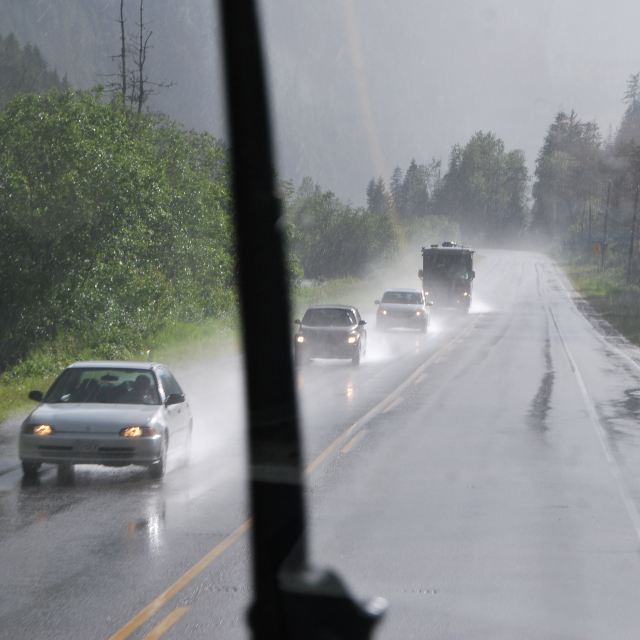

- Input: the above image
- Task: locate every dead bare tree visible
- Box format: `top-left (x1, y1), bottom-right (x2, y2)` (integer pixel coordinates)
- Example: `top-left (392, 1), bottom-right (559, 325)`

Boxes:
top-left (125, 0), bottom-right (174, 113)
top-left (133, 0), bottom-right (151, 112)
top-left (103, 0), bottom-right (172, 112)
top-left (118, 0), bottom-right (126, 105)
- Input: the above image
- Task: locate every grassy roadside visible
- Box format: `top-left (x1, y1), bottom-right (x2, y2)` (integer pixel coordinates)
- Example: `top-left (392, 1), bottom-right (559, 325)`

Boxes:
top-left (0, 278), bottom-right (371, 424)
top-left (563, 261), bottom-right (640, 345)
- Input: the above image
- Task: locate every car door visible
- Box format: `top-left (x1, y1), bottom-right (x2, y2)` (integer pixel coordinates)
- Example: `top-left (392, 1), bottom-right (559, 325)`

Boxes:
top-left (156, 367), bottom-right (190, 446)
top-left (355, 308), bottom-right (366, 353)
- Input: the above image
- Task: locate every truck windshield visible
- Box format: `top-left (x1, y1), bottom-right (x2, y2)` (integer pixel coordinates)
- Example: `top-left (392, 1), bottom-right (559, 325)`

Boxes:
top-left (424, 252), bottom-right (470, 277)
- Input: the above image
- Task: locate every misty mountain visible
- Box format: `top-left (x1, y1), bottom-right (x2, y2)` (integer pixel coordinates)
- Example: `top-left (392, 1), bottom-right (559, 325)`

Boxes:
top-left (4, 0), bottom-right (640, 203)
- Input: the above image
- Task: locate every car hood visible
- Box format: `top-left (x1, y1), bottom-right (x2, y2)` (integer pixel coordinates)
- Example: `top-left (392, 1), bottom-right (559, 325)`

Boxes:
top-left (25, 403), bottom-right (163, 434)
top-left (299, 325), bottom-right (358, 333)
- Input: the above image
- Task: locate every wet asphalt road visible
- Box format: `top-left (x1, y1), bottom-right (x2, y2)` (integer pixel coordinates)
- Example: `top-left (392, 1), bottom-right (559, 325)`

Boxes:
top-left (4, 250), bottom-right (640, 639)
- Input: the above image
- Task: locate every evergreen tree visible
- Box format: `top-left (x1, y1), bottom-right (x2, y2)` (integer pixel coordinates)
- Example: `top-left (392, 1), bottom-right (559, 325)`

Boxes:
top-left (402, 159), bottom-right (429, 218)
top-left (532, 111), bottom-right (602, 235)
top-left (390, 166), bottom-right (404, 216)
top-left (366, 177), bottom-right (390, 216)
top-left (434, 132), bottom-right (528, 239)
top-left (618, 72), bottom-right (640, 146)
top-left (0, 33), bottom-right (67, 108)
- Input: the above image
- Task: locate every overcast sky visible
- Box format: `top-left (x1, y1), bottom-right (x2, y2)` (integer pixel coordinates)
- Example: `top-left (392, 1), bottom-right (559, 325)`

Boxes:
top-left (6, 0), bottom-right (640, 203)
top-left (261, 0), bottom-right (640, 201)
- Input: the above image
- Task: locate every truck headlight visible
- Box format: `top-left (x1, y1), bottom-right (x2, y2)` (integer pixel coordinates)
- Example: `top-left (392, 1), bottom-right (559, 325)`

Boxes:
top-left (295, 335), bottom-right (305, 343)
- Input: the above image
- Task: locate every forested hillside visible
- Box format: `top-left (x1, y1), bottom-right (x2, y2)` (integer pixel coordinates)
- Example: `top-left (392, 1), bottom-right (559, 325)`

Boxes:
top-left (532, 73), bottom-right (640, 274)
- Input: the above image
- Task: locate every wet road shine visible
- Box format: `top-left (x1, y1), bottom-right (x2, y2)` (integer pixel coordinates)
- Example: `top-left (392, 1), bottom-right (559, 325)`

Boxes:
top-left (3, 250), bottom-right (640, 639)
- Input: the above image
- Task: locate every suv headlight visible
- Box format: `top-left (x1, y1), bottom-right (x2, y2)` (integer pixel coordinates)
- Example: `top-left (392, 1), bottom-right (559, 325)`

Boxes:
top-left (347, 334), bottom-right (359, 344)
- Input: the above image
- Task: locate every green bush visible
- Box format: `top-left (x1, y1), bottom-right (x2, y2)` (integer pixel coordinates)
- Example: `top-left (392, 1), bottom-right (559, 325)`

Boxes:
top-left (0, 90), bottom-right (234, 370)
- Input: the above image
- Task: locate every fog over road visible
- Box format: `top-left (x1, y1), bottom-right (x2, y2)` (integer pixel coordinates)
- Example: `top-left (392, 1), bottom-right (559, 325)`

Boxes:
top-left (3, 250), bottom-right (640, 639)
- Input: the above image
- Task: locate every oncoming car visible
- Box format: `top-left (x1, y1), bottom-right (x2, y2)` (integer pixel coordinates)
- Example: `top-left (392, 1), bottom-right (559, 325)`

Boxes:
top-left (294, 305), bottom-right (367, 366)
top-left (19, 361), bottom-right (192, 479)
top-left (375, 288), bottom-right (431, 333)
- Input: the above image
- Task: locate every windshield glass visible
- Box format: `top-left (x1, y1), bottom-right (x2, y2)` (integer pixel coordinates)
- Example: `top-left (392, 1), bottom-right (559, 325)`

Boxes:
top-left (302, 308), bottom-right (356, 327)
top-left (381, 291), bottom-right (422, 304)
top-left (44, 368), bottom-right (160, 405)
top-left (6, 2), bottom-right (640, 639)
top-left (424, 252), bottom-right (468, 271)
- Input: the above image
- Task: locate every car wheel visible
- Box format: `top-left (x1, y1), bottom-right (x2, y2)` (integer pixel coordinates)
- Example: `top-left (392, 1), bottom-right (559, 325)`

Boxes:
top-left (351, 345), bottom-right (361, 367)
top-left (149, 433), bottom-right (168, 479)
top-left (294, 347), bottom-right (309, 367)
top-left (21, 460), bottom-right (41, 477)
top-left (57, 463), bottom-right (75, 484)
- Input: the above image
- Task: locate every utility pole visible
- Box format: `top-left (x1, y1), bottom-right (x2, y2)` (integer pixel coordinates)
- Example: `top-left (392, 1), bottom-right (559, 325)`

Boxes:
top-left (627, 183), bottom-right (640, 282)
top-left (601, 181), bottom-right (612, 271)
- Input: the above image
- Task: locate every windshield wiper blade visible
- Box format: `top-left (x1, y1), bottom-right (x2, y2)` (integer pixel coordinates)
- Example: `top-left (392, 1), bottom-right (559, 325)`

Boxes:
top-left (218, 1), bottom-right (386, 638)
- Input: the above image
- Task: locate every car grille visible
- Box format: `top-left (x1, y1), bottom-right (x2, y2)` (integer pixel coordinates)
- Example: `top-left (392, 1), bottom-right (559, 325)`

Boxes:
top-left (36, 444), bottom-right (135, 459)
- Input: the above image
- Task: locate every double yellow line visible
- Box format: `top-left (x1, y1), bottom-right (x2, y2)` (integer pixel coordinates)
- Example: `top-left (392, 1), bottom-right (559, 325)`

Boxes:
top-left (109, 319), bottom-right (476, 639)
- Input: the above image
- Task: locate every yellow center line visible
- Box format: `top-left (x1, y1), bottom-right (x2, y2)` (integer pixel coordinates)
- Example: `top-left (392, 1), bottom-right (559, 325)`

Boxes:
top-left (142, 607), bottom-right (189, 640)
top-left (382, 396), bottom-right (403, 414)
top-left (340, 429), bottom-right (367, 454)
top-left (108, 520), bottom-right (251, 640)
top-left (108, 318), bottom-right (478, 640)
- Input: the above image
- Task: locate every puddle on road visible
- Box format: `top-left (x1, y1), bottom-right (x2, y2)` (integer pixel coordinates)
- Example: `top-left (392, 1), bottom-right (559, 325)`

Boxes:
top-left (527, 333), bottom-right (554, 434)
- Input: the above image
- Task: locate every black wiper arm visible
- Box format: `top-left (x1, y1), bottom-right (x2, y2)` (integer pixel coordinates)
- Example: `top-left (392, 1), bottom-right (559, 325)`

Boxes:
top-left (218, 1), bottom-right (386, 638)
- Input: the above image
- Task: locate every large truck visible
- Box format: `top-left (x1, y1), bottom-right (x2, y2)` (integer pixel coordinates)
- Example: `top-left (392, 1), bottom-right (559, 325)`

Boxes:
top-left (418, 242), bottom-right (475, 312)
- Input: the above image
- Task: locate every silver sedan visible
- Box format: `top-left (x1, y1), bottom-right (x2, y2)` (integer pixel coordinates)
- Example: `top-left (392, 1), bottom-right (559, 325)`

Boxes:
top-left (19, 361), bottom-right (192, 479)
top-left (375, 288), bottom-right (432, 333)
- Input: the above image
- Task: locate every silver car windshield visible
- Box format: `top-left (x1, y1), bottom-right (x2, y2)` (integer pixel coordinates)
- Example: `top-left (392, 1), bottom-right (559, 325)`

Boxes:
top-left (44, 368), bottom-right (160, 405)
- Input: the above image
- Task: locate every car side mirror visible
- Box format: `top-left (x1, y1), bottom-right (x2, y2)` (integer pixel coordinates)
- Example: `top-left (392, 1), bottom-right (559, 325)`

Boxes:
top-left (418, 269), bottom-right (423, 279)
top-left (426, 301), bottom-right (434, 306)
top-left (358, 320), bottom-right (367, 326)
top-left (28, 390), bottom-right (43, 402)
top-left (165, 393), bottom-right (184, 406)
top-left (294, 319), bottom-right (301, 325)
top-left (470, 270), bottom-right (475, 279)
top-left (374, 300), bottom-right (380, 305)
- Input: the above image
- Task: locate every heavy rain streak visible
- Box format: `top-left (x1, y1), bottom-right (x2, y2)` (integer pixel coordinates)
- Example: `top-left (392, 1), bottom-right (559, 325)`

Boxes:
top-left (4, 1), bottom-right (640, 639)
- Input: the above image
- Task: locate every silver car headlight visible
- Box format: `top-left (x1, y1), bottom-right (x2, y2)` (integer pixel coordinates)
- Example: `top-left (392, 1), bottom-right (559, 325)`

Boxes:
top-left (120, 426), bottom-right (158, 438)
top-left (23, 423), bottom-right (54, 436)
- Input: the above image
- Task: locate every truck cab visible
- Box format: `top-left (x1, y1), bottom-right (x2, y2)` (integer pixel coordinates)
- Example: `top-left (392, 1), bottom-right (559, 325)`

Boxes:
top-left (418, 242), bottom-right (475, 312)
